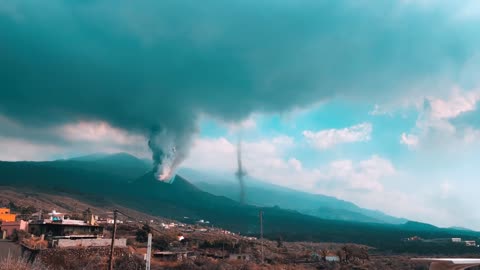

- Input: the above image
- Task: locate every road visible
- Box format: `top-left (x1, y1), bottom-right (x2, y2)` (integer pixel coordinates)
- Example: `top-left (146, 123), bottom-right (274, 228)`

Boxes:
top-left (0, 240), bottom-right (21, 261)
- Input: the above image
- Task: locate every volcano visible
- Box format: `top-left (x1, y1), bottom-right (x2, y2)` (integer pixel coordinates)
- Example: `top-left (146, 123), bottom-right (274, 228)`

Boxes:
top-left (1, 156), bottom-right (480, 251)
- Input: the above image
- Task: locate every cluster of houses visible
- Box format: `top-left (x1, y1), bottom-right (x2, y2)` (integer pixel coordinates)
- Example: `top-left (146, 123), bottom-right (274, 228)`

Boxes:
top-left (0, 207), bottom-right (126, 249)
top-left (403, 236), bottom-right (478, 247)
top-left (0, 207), bottom-right (365, 267)
top-left (451, 237), bottom-right (477, 247)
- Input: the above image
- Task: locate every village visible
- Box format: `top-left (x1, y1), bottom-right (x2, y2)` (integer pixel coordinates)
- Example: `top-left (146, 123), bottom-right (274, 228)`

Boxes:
top-left (0, 204), bottom-right (407, 270)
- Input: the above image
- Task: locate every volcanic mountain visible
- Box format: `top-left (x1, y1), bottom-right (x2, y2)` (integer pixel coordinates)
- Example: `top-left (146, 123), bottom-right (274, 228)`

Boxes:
top-left (1, 154), bottom-right (479, 253)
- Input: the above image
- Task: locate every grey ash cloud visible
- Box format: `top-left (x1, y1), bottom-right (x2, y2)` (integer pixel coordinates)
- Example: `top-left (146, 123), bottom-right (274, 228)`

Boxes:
top-left (0, 0), bottom-right (478, 176)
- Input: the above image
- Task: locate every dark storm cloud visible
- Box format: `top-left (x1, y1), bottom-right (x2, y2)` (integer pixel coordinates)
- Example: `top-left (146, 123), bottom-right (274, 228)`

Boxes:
top-left (0, 0), bottom-right (479, 175)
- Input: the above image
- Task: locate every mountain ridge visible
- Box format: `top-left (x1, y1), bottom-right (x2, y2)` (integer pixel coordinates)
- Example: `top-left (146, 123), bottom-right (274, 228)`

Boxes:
top-left (178, 168), bottom-right (408, 225)
top-left (1, 153), bottom-right (477, 253)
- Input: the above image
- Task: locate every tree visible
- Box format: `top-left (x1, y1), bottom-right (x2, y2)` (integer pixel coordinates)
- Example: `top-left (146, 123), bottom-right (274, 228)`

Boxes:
top-left (152, 237), bottom-right (170, 251)
top-left (135, 224), bottom-right (151, 243)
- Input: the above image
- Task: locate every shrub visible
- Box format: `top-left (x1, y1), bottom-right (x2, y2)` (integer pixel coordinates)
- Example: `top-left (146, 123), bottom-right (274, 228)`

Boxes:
top-left (9, 229), bottom-right (30, 242)
top-left (0, 252), bottom-right (47, 270)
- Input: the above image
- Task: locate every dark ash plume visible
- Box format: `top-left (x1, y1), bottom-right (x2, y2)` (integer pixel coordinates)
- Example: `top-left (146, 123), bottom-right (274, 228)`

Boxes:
top-left (0, 0), bottom-right (474, 177)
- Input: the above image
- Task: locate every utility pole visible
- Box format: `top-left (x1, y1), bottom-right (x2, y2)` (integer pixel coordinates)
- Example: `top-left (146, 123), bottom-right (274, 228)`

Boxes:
top-left (108, 209), bottom-right (118, 270)
top-left (259, 210), bottom-right (264, 264)
top-left (146, 233), bottom-right (152, 270)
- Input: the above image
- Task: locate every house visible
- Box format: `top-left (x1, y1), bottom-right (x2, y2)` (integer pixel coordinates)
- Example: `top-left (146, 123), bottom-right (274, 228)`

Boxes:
top-left (161, 222), bottom-right (177, 229)
top-left (1, 220), bottom-right (28, 238)
top-left (29, 222), bottom-right (104, 239)
top-left (325, 252), bottom-right (340, 262)
top-left (28, 209), bottom-right (103, 240)
top-left (0, 208), bottom-right (17, 222)
top-left (465, 240), bottom-right (476, 247)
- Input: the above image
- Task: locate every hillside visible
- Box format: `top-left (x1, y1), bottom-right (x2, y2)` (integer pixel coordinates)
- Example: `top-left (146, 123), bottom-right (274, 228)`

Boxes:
top-left (178, 168), bottom-right (407, 224)
top-left (54, 152), bottom-right (151, 180)
top-left (0, 187), bottom-right (166, 224)
top-left (0, 156), bottom-right (479, 253)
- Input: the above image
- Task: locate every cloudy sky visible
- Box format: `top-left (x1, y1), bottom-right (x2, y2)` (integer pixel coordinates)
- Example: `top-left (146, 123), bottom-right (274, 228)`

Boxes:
top-left (1, 0), bottom-right (480, 228)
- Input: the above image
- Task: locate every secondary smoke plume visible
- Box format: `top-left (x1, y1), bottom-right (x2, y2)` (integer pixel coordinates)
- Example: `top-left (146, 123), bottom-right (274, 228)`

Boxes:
top-left (235, 139), bottom-right (247, 204)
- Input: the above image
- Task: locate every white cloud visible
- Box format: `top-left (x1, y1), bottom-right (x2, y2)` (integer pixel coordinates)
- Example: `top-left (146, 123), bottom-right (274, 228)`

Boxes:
top-left (428, 88), bottom-right (480, 119)
top-left (0, 136), bottom-right (62, 161)
top-left (59, 121), bottom-right (145, 145)
top-left (182, 137), bottom-right (237, 171)
top-left (303, 123), bottom-right (372, 149)
top-left (440, 180), bottom-right (453, 199)
top-left (183, 135), bottom-right (395, 199)
top-left (288, 158), bottom-right (303, 172)
top-left (463, 127), bottom-right (480, 144)
top-left (400, 133), bottom-right (419, 148)
top-left (272, 135), bottom-right (295, 147)
top-left (0, 117), bottom-right (150, 161)
top-left (400, 88), bottom-right (480, 149)
top-left (320, 155), bottom-right (395, 192)
top-left (183, 136), bottom-right (408, 222)
top-left (182, 135), bottom-right (296, 173)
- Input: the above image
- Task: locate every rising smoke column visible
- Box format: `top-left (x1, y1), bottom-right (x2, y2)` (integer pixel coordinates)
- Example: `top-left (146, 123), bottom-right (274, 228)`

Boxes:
top-left (148, 126), bottom-right (193, 182)
top-left (235, 139), bottom-right (247, 204)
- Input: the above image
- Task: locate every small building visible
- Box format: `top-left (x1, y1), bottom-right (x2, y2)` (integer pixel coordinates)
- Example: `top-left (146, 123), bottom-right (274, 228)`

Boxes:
top-left (28, 222), bottom-right (103, 239)
top-left (229, 253), bottom-right (250, 261)
top-left (153, 251), bottom-right (190, 261)
top-left (28, 209), bottom-right (103, 240)
top-left (452, 238), bottom-right (462, 243)
top-left (465, 240), bottom-right (476, 247)
top-left (0, 208), bottom-right (17, 222)
top-left (1, 220), bottom-right (28, 238)
top-left (48, 209), bottom-right (64, 222)
top-left (404, 236), bottom-right (422, 242)
top-left (97, 218), bottom-right (123, 224)
top-left (325, 252), bottom-right (340, 262)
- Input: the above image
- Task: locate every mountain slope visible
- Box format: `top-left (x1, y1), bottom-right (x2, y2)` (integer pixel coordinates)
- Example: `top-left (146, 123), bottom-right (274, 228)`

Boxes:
top-left (0, 158), bottom-right (478, 254)
top-left (47, 154), bottom-right (407, 225)
top-left (52, 152), bottom-right (151, 180)
top-left (178, 168), bottom-right (407, 224)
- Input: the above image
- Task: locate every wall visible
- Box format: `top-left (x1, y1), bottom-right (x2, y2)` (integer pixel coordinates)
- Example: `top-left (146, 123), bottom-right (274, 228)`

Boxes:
top-left (56, 238), bottom-right (127, 248)
top-left (1, 220), bottom-right (28, 237)
top-left (38, 246), bottom-right (139, 269)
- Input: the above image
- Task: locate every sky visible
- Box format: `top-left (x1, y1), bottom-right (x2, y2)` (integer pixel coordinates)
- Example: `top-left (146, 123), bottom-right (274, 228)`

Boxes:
top-left (1, 0), bottom-right (480, 228)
